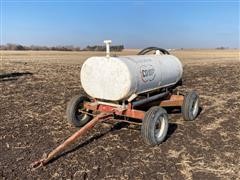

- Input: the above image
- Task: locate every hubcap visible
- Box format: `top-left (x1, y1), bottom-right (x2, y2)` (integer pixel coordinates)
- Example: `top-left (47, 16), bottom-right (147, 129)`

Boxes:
top-left (76, 104), bottom-right (88, 120)
top-left (192, 99), bottom-right (199, 117)
top-left (154, 116), bottom-right (166, 140)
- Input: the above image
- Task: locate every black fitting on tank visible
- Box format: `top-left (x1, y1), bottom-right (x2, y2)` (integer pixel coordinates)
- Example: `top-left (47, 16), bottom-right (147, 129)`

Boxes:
top-left (138, 47), bottom-right (170, 55)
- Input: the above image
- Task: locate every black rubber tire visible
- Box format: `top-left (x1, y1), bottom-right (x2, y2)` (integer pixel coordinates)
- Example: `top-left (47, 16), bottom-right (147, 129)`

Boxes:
top-left (141, 106), bottom-right (169, 146)
top-left (66, 95), bottom-right (92, 127)
top-left (181, 91), bottom-right (199, 121)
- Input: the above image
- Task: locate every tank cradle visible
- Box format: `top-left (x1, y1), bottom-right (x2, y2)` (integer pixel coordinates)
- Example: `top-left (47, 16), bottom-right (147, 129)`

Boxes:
top-left (83, 92), bottom-right (184, 120)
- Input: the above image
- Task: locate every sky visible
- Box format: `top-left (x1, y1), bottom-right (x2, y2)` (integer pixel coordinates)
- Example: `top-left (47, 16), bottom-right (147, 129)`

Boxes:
top-left (1, 0), bottom-right (239, 48)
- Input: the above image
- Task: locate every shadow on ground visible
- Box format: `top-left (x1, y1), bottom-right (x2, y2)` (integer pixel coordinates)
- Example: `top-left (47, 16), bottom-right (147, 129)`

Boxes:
top-left (0, 72), bottom-right (33, 81)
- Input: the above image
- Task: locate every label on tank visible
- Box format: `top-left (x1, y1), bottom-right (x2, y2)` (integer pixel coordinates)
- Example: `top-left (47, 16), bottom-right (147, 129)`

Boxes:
top-left (140, 64), bottom-right (156, 82)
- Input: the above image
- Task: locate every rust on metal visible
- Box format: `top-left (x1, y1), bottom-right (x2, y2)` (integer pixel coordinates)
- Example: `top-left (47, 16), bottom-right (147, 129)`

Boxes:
top-left (30, 113), bottom-right (111, 169)
top-left (121, 109), bottom-right (145, 119)
top-left (159, 94), bottom-right (184, 107)
top-left (104, 118), bottom-right (142, 125)
top-left (84, 102), bottom-right (145, 120)
top-left (84, 95), bottom-right (183, 120)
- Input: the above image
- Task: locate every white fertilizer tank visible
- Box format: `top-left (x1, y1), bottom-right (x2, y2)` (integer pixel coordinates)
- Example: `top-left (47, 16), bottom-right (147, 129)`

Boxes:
top-left (80, 41), bottom-right (183, 101)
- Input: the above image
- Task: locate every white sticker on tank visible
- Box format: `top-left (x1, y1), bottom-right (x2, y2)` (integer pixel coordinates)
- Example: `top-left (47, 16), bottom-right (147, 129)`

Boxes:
top-left (140, 64), bottom-right (156, 82)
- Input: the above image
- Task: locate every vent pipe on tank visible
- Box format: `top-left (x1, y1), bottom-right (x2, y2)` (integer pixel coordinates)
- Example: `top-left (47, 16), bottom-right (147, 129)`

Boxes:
top-left (104, 40), bottom-right (112, 57)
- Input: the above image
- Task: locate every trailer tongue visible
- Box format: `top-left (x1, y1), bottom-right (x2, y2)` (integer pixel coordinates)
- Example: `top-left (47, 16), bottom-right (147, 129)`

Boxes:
top-left (31, 113), bottom-right (111, 169)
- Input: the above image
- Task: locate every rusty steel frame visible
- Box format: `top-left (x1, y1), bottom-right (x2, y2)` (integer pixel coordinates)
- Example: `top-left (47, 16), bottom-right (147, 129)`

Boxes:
top-left (31, 94), bottom-right (184, 168)
top-left (159, 94), bottom-right (184, 107)
top-left (84, 102), bottom-right (145, 120)
top-left (84, 94), bottom-right (184, 120)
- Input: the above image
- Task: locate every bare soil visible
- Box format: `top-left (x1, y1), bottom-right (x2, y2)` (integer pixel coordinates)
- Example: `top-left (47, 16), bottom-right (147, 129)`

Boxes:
top-left (0, 50), bottom-right (240, 179)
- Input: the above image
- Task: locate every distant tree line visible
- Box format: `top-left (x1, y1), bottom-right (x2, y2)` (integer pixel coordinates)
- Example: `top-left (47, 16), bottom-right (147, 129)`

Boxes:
top-left (216, 46), bottom-right (229, 50)
top-left (0, 44), bottom-right (81, 51)
top-left (83, 45), bottom-right (124, 51)
top-left (0, 43), bottom-right (124, 51)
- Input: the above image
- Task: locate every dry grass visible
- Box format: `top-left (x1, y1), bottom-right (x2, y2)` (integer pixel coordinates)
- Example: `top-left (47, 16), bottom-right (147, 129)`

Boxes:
top-left (1, 49), bottom-right (239, 65)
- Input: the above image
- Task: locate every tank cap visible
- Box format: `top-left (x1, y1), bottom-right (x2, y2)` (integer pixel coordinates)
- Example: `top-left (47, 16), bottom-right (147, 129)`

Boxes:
top-left (155, 50), bottom-right (161, 55)
top-left (104, 40), bottom-right (112, 57)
